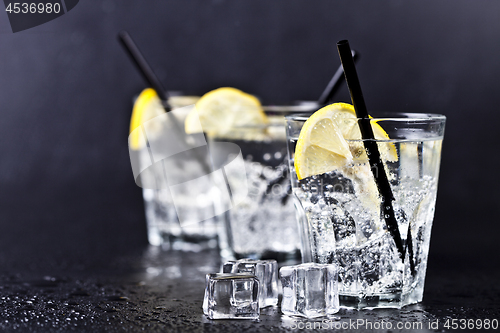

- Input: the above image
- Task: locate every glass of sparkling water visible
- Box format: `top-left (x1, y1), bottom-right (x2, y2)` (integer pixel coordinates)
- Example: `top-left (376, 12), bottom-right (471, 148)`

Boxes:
top-left (285, 112), bottom-right (445, 309)
top-left (130, 95), bottom-right (220, 252)
top-left (212, 104), bottom-right (317, 263)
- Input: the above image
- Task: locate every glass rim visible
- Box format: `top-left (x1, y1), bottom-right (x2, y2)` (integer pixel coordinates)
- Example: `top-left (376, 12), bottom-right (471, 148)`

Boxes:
top-left (285, 112), bottom-right (446, 122)
top-left (263, 103), bottom-right (319, 113)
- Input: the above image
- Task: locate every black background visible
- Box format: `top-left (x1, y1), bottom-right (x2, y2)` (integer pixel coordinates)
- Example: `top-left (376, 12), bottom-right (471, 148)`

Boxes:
top-left (0, 1), bottom-right (498, 277)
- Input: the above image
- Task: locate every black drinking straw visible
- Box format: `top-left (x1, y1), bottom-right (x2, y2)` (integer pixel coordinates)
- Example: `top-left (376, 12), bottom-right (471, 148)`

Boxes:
top-left (317, 50), bottom-right (358, 105)
top-left (336, 40), bottom-right (414, 273)
top-left (118, 31), bottom-right (169, 105)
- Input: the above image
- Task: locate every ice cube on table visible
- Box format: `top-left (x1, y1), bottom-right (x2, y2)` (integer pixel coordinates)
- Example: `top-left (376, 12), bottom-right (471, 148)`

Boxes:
top-left (280, 263), bottom-right (339, 318)
top-left (223, 259), bottom-right (278, 307)
top-left (203, 273), bottom-right (260, 320)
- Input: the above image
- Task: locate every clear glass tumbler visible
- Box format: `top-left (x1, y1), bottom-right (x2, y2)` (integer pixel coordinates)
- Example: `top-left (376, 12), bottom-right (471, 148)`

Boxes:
top-left (286, 112), bottom-right (445, 309)
top-left (129, 95), bottom-right (220, 251)
top-left (212, 105), bottom-right (317, 263)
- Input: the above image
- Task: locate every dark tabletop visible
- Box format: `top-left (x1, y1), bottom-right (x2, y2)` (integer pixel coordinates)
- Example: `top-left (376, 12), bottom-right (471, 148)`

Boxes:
top-left (0, 242), bottom-right (498, 332)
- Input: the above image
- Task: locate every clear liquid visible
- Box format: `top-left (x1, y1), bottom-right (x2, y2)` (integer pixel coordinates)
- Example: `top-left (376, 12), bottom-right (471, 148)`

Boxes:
top-left (140, 150), bottom-right (219, 251)
top-left (290, 138), bottom-right (442, 308)
top-left (215, 137), bottom-right (300, 261)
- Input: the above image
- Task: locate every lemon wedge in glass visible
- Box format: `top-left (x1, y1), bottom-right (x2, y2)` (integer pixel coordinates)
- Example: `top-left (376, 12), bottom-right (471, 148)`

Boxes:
top-left (294, 103), bottom-right (397, 180)
top-left (129, 88), bottom-right (165, 150)
top-left (184, 87), bottom-right (268, 137)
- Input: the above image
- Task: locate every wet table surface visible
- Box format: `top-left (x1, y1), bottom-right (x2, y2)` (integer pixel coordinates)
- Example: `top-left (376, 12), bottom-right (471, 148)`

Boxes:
top-left (0, 245), bottom-right (498, 333)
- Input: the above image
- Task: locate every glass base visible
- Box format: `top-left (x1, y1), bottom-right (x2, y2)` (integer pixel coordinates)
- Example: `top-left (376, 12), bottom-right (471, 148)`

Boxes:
top-left (224, 249), bottom-right (301, 265)
top-left (148, 229), bottom-right (218, 252)
top-left (339, 289), bottom-right (423, 309)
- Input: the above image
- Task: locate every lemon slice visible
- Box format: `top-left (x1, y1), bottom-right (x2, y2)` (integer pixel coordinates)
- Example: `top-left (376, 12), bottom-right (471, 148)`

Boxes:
top-left (129, 88), bottom-right (165, 150)
top-left (294, 103), bottom-right (397, 180)
top-left (185, 87), bottom-right (268, 137)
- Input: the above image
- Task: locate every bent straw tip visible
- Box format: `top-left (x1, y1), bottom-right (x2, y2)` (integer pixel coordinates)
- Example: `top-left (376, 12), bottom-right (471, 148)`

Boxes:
top-left (118, 30), bottom-right (130, 40)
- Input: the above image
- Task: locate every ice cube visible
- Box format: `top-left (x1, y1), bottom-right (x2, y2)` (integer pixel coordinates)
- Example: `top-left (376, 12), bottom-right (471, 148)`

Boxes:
top-left (279, 263), bottom-right (339, 318)
top-left (223, 259), bottom-right (278, 307)
top-left (203, 273), bottom-right (260, 320)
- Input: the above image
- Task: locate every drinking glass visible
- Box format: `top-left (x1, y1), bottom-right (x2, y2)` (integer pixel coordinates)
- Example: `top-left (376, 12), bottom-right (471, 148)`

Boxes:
top-left (130, 95), bottom-right (221, 251)
top-left (286, 112), bottom-right (445, 308)
top-left (212, 104), bottom-right (317, 262)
